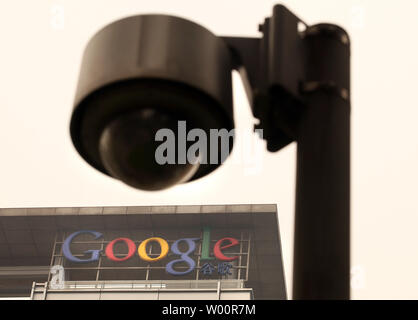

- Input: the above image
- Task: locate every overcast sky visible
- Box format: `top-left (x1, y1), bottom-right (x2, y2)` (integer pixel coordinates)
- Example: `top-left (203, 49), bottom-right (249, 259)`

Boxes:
top-left (0, 0), bottom-right (418, 299)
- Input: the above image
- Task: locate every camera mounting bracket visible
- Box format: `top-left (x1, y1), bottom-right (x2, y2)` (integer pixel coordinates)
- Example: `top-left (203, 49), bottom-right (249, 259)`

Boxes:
top-left (223, 4), bottom-right (350, 152)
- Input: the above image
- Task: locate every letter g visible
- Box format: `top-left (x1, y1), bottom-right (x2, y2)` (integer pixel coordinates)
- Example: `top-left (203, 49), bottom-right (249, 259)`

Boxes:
top-left (63, 230), bottom-right (103, 263)
top-left (166, 238), bottom-right (198, 275)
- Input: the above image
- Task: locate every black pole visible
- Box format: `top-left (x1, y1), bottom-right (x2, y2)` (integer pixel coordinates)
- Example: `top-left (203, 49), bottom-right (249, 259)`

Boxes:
top-left (293, 24), bottom-right (351, 299)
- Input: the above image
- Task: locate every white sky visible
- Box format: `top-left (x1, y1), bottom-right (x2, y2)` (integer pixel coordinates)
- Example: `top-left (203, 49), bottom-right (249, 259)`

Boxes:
top-left (0, 0), bottom-right (418, 299)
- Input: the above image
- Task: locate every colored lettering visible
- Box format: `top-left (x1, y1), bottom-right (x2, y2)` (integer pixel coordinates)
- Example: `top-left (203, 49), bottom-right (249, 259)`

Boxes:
top-left (138, 237), bottom-right (169, 262)
top-left (62, 230), bottom-right (103, 263)
top-left (105, 238), bottom-right (136, 262)
top-left (213, 237), bottom-right (239, 261)
top-left (166, 238), bottom-right (199, 275)
top-left (62, 230), bottom-right (240, 276)
top-left (201, 226), bottom-right (214, 260)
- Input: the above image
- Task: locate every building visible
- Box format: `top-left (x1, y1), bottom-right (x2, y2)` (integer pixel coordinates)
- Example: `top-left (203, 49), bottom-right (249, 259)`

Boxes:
top-left (0, 204), bottom-right (286, 300)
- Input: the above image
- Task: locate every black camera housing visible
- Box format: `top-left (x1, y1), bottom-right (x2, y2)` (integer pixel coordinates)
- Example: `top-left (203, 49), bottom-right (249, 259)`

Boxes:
top-left (70, 15), bottom-right (235, 189)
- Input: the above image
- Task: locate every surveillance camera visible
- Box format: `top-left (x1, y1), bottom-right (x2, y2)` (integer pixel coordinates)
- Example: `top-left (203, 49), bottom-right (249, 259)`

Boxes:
top-left (70, 6), bottom-right (350, 197)
top-left (70, 15), bottom-right (234, 190)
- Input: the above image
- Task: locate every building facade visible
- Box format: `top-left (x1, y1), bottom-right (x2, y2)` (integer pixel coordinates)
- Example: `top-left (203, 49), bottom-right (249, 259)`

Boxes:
top-left (0, 204), bottom-right (286, 300)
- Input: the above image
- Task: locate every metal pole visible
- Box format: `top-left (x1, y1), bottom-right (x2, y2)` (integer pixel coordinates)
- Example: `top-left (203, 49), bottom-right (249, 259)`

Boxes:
top-left (293, 24), bottom-right (351, 299)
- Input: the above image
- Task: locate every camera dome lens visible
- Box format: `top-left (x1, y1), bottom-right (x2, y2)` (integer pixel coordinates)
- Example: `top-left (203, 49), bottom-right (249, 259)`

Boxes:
top-left (98, 108), bottom-right (199, 191)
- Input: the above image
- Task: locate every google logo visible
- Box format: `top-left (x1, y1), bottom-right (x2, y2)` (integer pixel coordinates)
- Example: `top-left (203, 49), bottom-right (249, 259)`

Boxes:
top-left (62, 229), bottom-right (240, 276)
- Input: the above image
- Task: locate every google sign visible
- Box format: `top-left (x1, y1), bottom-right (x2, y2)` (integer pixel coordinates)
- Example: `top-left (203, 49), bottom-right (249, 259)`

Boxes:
top-left (63, 229), bottom-right (240, 276)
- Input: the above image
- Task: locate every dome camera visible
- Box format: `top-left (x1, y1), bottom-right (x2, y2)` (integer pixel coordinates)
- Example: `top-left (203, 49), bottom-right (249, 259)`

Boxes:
top-left (70, 15), bottom-right (235, 190)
